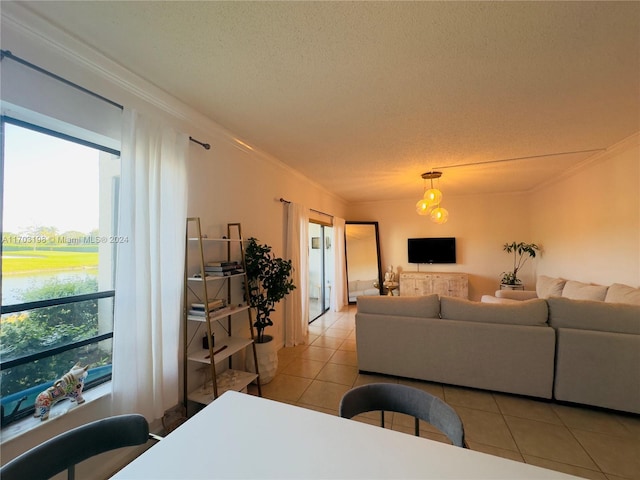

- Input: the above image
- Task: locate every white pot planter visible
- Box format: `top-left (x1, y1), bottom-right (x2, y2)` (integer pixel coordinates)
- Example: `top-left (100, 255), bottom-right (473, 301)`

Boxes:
top-left (246, 335), bottom-right (278, 384)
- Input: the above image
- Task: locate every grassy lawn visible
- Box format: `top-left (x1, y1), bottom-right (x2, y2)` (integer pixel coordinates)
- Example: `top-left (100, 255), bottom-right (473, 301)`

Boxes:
top-left (2, 250), bottom-right (98, 274)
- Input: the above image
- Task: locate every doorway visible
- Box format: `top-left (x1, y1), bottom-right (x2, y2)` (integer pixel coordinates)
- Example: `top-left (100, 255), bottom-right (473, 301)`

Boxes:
top-left (308, 222), bottom-right (334, 323)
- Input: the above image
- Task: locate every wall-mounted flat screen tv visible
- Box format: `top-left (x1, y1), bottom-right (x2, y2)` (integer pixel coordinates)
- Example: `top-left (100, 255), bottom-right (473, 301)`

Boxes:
top-left (408, 237), bottom-right (456, 264)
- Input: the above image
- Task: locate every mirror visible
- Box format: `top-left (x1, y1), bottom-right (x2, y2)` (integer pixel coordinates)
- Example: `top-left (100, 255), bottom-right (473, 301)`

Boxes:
top-left (345, 221), bottom-right (382, 304)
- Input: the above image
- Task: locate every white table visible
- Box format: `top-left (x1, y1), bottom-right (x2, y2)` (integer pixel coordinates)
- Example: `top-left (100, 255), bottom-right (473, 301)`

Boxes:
top-left (112, 391), bottom-right (579, 479)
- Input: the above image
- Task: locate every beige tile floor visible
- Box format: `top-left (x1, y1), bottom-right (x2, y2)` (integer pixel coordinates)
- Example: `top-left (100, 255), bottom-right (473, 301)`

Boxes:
top-left (249, 307), bottom-right (640, 480)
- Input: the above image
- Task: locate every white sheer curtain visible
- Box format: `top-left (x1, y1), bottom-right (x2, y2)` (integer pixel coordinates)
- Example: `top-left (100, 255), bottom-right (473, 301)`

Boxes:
top-left (284, 202), bottom-right (310, 347)
top-left (331, 217), bottom-right (347, 312)
top-left (112, 108), bottom-right (188, 421)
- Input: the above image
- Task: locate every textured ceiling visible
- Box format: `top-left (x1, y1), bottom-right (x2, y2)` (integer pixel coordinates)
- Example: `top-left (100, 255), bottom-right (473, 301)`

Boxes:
top-left (17, 1), bottom-right (640, 202)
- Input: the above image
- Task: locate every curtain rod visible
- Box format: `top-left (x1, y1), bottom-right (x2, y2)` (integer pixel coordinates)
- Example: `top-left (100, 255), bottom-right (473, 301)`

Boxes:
top-left (279, 198), bottom-right (333, 218)
top-left (189, 137), bottom-right (211, 150)
top-left (0, 49), bottom-right (211, 151)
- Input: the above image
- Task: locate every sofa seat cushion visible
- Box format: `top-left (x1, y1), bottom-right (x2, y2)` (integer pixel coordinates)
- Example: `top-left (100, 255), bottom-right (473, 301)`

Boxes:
top-left (548, 297), bottom-right (640, 335)
top-left (356, 294), bottom-right (440, 318)
top-left (536, 275), bottom-right (566, 299)
top-left (562, 280), bottom-right (608, 301)
top-left (605, 283), bottom-right (640, 306)
top-left (440, 296), bottom-right (548, 326)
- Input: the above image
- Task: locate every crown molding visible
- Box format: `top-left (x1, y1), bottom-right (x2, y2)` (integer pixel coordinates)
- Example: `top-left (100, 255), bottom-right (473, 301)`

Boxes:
top-left (529, 131), bottom-right (640, 194)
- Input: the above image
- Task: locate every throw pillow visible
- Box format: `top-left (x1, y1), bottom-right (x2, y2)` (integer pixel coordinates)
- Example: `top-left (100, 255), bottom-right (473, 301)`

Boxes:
top-left (535, 275), bottom-right (566, 298)
top-left (605, 283), bottom-right (640, 306)
top-left (440, 296), bottom-right (548, 326)
top-left (562, 280), bottom-right (608, 301)
top-left (356, 294), bottom-right (440, 318)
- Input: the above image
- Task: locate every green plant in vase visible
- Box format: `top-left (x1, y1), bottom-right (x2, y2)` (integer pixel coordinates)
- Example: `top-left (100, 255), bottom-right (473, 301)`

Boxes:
top-left (244, 238), bottom-right (296, 344)
top-left (500, 241), bottom-right (540, 286)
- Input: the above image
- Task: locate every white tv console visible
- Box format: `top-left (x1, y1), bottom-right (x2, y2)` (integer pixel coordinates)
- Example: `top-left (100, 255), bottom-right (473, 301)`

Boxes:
top-left (399, 272), bottom-right (468, 299)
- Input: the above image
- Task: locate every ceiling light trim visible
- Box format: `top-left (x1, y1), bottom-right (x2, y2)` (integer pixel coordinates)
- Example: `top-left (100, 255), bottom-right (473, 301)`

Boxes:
top-left (421, 171), bottom-right (442, 180)
top-left (430, 148), bottom-right (606, 171)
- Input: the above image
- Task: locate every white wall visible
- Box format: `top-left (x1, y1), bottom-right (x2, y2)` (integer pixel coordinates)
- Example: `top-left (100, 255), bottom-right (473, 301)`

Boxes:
top-left (347, 192), bottom-right (533, 300)
top-left (185, 123), bottom-right (347, 347)
top-left (348, 135), bottom-right (640, 299)
top-left (531, 134), bottom-right (639, 287)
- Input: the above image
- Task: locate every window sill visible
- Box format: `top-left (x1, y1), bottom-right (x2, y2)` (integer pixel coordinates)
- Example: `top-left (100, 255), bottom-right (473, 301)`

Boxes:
top-left (0, 382), bottom-right (112, 445)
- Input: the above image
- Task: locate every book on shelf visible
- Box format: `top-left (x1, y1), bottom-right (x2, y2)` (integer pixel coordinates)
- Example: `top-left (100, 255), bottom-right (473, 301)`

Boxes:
top-left (206, 261), bottom-right (238, 268)
top-left (189, 305), bottom-right (233, 317)
top-left (204, 267), bottom-right (235, 273)
top-left (191, 299), bottom-right (225, 311)
top-left (203, 270), bottom-right (233, 277)
top-left (204, 263), bottom-right (242, 272)
top-left (189, 306), bottom-right (227, 316)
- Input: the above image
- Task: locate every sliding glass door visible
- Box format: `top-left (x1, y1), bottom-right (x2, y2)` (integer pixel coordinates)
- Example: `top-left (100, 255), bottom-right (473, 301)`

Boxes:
top-left (308, 223), bottom-right (334, 323)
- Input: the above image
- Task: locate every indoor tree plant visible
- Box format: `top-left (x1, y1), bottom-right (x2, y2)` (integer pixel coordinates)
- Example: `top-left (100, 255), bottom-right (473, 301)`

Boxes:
top-left (500, 241), bottom-right (540, 286)
top-left (244, 237), bottom-right (295, 383)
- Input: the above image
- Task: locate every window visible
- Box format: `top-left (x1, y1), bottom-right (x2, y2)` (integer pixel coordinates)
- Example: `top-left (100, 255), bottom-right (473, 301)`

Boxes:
top-left (0, 119), bottom-right (120, 426)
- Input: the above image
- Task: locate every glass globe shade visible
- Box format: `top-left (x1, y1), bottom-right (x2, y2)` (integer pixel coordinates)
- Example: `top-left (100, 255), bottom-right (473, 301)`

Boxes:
top-left (423, 188), bottom-right (442, 205)
top-left (430, 207), bottom-right (449, 224)
top-left (415, 198), bottom-right (432, 215)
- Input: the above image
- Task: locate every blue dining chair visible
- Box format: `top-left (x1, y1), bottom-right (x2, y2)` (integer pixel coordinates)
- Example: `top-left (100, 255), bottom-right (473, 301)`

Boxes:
top-left (339, 383), bottom-right (466, 447)
top-left (0, 413), bottom-right (151, 480)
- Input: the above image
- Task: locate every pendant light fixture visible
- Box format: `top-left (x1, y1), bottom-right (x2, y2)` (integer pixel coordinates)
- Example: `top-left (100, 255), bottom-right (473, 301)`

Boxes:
top-left (416, 171), bottom-right (449, 223)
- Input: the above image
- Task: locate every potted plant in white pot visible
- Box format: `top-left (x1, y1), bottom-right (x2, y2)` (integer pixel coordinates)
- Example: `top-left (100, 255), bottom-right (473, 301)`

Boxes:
top-left (244, 237), bottom-right (295, 383)
top-left (500, 241), bottom-right (540, 288)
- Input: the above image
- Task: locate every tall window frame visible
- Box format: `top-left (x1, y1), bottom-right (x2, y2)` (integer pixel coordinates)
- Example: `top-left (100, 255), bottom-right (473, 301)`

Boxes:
top-left (0, 115), bottom-right (120, 427)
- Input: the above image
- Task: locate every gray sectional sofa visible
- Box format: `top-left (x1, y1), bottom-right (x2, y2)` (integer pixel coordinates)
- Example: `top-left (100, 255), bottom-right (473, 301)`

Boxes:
top-left (355, 281), bottom-right (640, 414)
top-left (548, 296), bottom-right (640, 414)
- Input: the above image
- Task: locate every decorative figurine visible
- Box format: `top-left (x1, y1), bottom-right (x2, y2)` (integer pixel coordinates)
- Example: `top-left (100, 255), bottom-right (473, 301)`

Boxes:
top-left (34, 363), bottom-right (88, 421)
top-left (384, 265), bottom-right (396, 285)
top-left (384, 266), bottom-right (399, 296)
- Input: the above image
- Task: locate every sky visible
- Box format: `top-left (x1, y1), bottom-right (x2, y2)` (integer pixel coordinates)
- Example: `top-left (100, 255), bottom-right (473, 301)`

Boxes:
top-left (2, 123), bottom-right (101, 234)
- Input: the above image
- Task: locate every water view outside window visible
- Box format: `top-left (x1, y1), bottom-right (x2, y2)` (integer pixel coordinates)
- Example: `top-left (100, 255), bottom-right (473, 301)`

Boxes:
top-left (0, 122), bottom-right (119, 425)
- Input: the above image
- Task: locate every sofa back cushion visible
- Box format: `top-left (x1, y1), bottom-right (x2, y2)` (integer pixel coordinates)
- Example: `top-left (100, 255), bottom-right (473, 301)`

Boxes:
top-left (548, 296), bottom-right (640, 335)
top-left (604, 283), bottom-right (640, 306)
top-left (356, 294), bottom-right (440, 318)
top-left (561, 280), bottom-right (608, 301)
top-left (494, 290), bottom-right (539, 301)
top-left (536, 275), bottom-right (566, 299)
top-left (440, 296), bottom-right (548, 326)
top-left (481, 295), bottom-right (522, 304)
